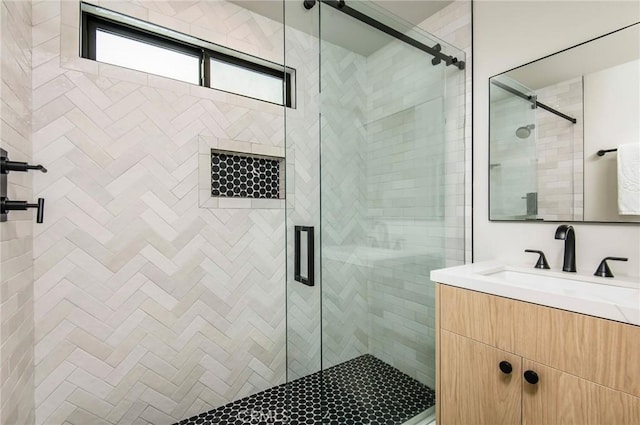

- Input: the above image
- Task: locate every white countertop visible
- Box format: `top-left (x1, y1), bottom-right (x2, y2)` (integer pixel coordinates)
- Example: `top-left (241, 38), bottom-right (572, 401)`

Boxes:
top-left (431, 261), bottom-right (640, 326)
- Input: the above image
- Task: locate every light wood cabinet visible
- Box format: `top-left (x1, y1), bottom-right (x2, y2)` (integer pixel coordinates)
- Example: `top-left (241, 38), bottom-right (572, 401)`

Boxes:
top-left (440, 330), bottom-right (521, 424)
top-left (436, 284), bottom-right (640, 425)
top-left (522, 359), bottom-right (640, 425)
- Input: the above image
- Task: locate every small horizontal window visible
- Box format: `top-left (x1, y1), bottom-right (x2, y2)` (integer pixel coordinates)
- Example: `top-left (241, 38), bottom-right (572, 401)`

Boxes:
top-left (81, 3), bottom-right (295, 108)
top-left (210, 58), bottom-right (284, 106)
top-left (95, 30), bottom-right (200, 85)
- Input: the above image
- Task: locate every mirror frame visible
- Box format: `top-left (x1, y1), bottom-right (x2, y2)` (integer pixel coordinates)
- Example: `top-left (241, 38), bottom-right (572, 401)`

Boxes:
top-left (488, 21), bottom-right (640, 225)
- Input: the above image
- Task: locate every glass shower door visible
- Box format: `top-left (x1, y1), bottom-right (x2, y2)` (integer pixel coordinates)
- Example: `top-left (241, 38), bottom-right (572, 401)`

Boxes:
top-left (283, 0), bottom-right (322, 384)
top-left (318, 1), bottom-right (465, 423)
top-left (284, 1), bottom-right (466, 423)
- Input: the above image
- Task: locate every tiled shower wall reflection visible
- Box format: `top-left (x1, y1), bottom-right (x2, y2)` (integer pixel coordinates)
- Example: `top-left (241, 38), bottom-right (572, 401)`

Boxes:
top-left (535, 77), bottom-right (583, 221)
top-left (0, 1), bottom-right (36, 424)
top-left (490, 76), bottom-right (583, 221)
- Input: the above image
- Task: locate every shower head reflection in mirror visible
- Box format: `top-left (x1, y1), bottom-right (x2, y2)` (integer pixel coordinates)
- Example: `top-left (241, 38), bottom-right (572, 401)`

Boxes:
top-left (515, 124), bottom-right (535, 139)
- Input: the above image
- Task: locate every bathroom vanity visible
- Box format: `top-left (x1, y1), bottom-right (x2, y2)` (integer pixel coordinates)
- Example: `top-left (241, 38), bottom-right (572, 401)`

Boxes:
top-left (431, 263), bottom-right (640, 425)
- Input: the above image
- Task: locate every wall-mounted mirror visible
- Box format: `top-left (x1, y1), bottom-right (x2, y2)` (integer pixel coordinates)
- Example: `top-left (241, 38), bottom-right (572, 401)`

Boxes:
top-left (489, 22), bottom-right (640, 223)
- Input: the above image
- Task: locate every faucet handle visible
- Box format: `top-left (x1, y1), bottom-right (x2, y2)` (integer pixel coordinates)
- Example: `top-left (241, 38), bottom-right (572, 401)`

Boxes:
top-left (594, 257), bottom-right (628, 278)
top-left (1, 197), bottom-right (45, 223)
top-left (524, 249), bottom-right (550, 269)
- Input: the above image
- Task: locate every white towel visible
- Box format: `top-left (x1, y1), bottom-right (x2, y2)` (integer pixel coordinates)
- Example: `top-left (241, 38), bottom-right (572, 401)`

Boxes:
top-left (618, 142), bottom-right (640, 215)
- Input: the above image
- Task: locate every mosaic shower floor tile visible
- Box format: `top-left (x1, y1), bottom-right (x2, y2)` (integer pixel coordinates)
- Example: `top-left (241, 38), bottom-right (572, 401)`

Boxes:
top-left (176, 354), bottom-right (435, 425)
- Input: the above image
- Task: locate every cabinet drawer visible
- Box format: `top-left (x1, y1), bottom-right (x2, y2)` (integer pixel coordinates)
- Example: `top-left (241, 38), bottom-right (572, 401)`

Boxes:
top-left (438, 284), bottom-right (640, 398)
top-left (439, 284), bottom-right (518, 353)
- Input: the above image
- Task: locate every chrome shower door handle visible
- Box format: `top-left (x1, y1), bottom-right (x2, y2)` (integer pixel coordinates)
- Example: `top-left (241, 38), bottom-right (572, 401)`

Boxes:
top-left (294, 226), bottom-right (314, 286)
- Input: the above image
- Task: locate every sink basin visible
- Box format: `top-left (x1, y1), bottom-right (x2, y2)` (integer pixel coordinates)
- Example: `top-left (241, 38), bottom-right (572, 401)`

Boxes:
top-left (431, 262), bottom-right (640, 326)
top-left (482, 268), bottom-right (639, 309)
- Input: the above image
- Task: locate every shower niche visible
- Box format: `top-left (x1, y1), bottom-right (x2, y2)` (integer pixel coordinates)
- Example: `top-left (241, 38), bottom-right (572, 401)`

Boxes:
top-left (210, 151), bottom-right (283, 199)
top-left (197, 135), bottom-right (285, 209)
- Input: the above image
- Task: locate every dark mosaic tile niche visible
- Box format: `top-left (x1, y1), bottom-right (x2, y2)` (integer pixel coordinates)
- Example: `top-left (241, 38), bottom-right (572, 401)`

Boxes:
top-left (176, 354), bottom-right (435, 425)
top-left (211, 150), bottom-right (282, 199)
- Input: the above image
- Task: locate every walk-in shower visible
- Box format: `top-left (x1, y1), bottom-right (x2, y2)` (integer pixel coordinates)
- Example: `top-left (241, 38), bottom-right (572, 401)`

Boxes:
top-left (172, 1), bottom-right (466, 424)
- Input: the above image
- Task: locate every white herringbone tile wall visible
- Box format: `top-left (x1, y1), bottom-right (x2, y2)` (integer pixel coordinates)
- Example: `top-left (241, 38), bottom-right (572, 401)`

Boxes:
top-left (26, 1), bottom-right (471, 423)
top-left (31, 1), bottom-right (294, 424)
top-left (1, 1), bottom-right (36, 425)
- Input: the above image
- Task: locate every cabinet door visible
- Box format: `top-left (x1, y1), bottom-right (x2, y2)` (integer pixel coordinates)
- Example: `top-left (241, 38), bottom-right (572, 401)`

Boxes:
top-left (517, 298), bottom-right (640, 398)
top-left (523, 359), bottom-right (640, 425)
top-left (440, 330), bottom-right (522, 425)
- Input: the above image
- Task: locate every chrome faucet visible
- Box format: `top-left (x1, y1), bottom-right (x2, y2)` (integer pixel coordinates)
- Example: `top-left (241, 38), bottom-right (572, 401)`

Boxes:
top-left (554, 224), bottom-right (576, 272)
